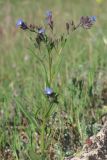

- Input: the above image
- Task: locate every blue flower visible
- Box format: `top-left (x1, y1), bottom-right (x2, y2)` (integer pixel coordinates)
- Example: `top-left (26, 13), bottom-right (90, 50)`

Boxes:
top-left (46, 11), bottom-right (52, 18)
top-left (38, 28), bottom-right (45, 34)
top-left (44, 87), bottom-right (58, 103)
top-left (90, 16), bottom-right (96, 22)
top-left (16, 19), bottom-right (28, 30)
top-left (16, 19), bottom-right (23, 27)
top-left (44, 87), bottom-right (53, 96)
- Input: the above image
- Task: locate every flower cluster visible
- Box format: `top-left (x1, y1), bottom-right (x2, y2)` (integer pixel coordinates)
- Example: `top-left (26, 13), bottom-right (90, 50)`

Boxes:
top-left (16, 11), bottom-right (96, 104)
top-left (80, 16), bottom-right (96, 29)
top-left (65, 16), bottom-right (96, 34)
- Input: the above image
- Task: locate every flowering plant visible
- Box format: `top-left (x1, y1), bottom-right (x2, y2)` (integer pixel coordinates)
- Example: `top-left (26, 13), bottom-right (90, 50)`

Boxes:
top-left (16, 11), bottom-right (96, 158)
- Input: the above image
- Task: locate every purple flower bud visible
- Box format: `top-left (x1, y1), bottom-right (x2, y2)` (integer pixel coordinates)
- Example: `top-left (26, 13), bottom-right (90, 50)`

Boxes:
top-left (66, 22), bottom-right (70, 34)
top-left (45, 10), bottom-right (53, 30)
top-left (44, 87), bottom-right (53, 96)
top-left (16, 19), bottom-right (28, 30)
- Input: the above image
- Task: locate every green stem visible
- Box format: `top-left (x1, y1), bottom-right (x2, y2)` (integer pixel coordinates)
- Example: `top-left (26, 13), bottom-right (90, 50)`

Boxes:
top-left (49, 52), bottom-right (52, 86)
top-left (29, 48), bottom-right (49, 86)
top-left (51, 47), bottom-right (63, 83)
top-left (40, 103), bottom-right (53, 158)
